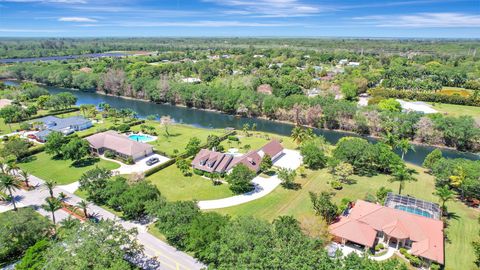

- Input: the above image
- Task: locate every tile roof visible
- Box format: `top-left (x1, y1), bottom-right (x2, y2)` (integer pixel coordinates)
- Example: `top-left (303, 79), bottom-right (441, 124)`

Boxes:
top-left (259, 139), bottom-right (284, 158)
top-left (191, 149), bottom-right (233, 173)
top-left (85, 131), bottom-right (153, 157)
top-left (329, 200), bottom-right (444, 264)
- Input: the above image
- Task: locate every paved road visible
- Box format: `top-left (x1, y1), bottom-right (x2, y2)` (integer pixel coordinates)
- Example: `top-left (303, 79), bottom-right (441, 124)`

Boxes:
top-left (1, 175), bottom-right (204, 270)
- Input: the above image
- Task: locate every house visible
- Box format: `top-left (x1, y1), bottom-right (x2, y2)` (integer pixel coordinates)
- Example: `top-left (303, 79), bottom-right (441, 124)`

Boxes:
top-left (181, 77), bottom-right (202, 84)
top-left (31, 115), bottom-right (92, 142)
top-left (339, 59), bottom-right (348, 65)
top-left (85, 131), bottom-right (153, 161)
top-left (329, 198), bottom-right (444, 265)
top-left (348, 61), bottom-right (360, 67)
top-left (191, 140), bottom-right (284, 174)
top-left (0, 99), bottom-right (13, 109)
top-left (191, 149), bottom-right (233, 174)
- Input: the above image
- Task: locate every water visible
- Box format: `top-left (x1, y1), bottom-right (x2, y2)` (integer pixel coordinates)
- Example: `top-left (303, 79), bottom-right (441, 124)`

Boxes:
top-left (128, 134), bottom-right (156, 143)
top-left (394, 205), bottom-right (432, 218)
top-left (3, 80), bottom-right (479, 165)
top-left (0, 53), bottom-right (129, 63)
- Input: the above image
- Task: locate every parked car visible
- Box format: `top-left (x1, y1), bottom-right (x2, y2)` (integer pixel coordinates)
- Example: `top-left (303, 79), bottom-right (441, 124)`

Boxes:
top-left (146, 157), bottom-right (160, 166)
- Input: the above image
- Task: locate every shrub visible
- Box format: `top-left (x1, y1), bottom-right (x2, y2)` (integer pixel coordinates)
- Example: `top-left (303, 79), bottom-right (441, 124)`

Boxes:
top-left (116, 124), bottom-right (130, 133)
top-left (193, 168), bottom-right (205, 176)
top-left (125, 157), bottom-right (134, 165)
top-left (399, 248), bottom-right (408, 256)
top-left (19, 122), bottom-right (31, 131)
top-left (374, 243), bottom-right (384, 251)
top-left (330, 180), bottom-right (343, 190)
top-left (104, 150), bottom-right (116, 159)
top-left (227, 135), bottom-right (239, 141)
top-left (430, 263), bottom-right (441, 270)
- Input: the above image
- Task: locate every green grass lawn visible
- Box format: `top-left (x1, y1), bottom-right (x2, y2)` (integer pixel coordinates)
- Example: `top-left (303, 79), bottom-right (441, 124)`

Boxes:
top-left (18, 151), bottom-right (120, 185)
top-left (211, 164), bottom-right (479, 270)
top-left (131, 122), bottom-right (227, 156)
top-left (146, 164), bottom-right (233, 201)
top-left (220, 131), bottom-right (297, 153)
top-left (429, 102), bottom-right (480, 119)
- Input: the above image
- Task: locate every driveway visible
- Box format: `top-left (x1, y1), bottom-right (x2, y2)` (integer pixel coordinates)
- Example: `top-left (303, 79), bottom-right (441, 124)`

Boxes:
top-left (273, 149), bottom-right (302, 170)
top-left (198, 175), bottom-right (282, 210)
top-left (101, 154), bottom-right (170, 175)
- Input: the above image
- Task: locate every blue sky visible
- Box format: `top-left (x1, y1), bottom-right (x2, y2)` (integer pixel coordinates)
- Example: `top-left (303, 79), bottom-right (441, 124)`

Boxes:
top-left (0, 0), bottom-right (479, 38)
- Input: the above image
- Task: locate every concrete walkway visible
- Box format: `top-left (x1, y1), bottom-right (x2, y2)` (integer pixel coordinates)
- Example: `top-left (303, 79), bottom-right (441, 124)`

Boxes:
top-left (1, 174), bottom-right (204, 270)
top-left (198, 175), bottom-right (281, 210)
top-left (370, 247), bottom-right (395, 261)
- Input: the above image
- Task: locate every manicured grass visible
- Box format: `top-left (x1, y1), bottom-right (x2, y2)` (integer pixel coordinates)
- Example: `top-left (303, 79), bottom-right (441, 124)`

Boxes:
top-left (130, 122), bottom-right (227, 156)
top-left (211, 164), bottom-right (478, 270)
top-left (429, 102), bottom-right (480, 119)
top-left (18, 152), bottom-right (120, 185)
top-left (146, 164), bottom-right (233, 201)
top-left (220, 131), bottom-right (297, 153)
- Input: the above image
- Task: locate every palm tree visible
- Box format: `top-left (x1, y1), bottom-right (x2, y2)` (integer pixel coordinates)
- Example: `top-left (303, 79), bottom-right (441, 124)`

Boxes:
top-left (44, 180), bottom-right (57, 198)
top-left (42, 197), bottom-right (62, 225)
top-left (434, 185), bottom-right (455, 216)
top-left (6, 161), bottom-right (19, 176)
top-left (291, 126), bottom-right (315, 145)
top-left (76, 200), bottom-right (89, 218)
top-left (396, 138), bottom-right (415, 160)
top-left (389, 166), bottom-right (417, 194)
top-left (382, 132), bottom-right (398, 149)
top-left (0, 173), bottom-right (21, 211)
top-left (18, 169), bottom-right (30, 188)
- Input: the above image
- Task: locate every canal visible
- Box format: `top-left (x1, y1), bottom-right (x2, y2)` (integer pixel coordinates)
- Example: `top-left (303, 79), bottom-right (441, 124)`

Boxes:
top-left (3, 80), bottom-right (479, 165)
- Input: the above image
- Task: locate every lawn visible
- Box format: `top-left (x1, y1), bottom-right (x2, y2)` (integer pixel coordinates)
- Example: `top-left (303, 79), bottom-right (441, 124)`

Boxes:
top-left (211, 164), bottom-right (479, 270)
top-left (220, 130), bottom-right (297, 153)
top-left (429, 102), bottom-right (480, 119)
top-left (146, 164), bottom-right (233, 201)
top-left (130, 122), bottom-right (227, 156)
top-left (18, 151), bottom-right (120, 185)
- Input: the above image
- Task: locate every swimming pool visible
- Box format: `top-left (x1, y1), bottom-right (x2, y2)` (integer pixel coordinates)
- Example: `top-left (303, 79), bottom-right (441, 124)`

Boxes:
top-left (394, 205), bottom-right (432, 218)
top-left (128, 134), bottom-right (156, 143)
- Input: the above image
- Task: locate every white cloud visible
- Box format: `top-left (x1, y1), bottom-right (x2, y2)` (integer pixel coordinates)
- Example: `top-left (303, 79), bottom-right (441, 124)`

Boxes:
top-left (353, 12), bottom-right (480, 28)
top-left (204, 0), bottom-right (329, 17)
top-left (119, 20), bottom-right (298, 27)
top-left (59, 16), bottom-right (97, 22)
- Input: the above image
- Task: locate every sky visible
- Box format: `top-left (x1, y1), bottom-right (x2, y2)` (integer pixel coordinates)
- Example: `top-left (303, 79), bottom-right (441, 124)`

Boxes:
top-left (0, 0), bottom-right (479, 38)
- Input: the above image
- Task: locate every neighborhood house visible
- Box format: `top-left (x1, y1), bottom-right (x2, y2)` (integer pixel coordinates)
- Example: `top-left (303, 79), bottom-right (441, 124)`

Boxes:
top-left (31, 115), bottom-right (92, 142)
top-left (329, 195), bottom-right (444, 266)
top-left (191, 140), bottom-right (284, 174)
top-left (85, 130), bottom-right (154, 161)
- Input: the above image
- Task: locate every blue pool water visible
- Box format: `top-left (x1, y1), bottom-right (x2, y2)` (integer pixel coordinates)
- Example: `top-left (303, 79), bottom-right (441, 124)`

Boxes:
top-left (128, 134), bottom-right (154, 143)
top-left (394, 205), bottom-right (432, 218)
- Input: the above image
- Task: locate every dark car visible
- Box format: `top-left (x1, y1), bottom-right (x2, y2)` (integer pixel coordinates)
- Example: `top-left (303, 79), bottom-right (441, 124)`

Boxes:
top-left (146, 157), bottom-right (160, 166)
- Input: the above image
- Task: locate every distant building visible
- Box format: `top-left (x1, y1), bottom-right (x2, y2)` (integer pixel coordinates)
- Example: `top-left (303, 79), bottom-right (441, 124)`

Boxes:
top-left (307, 88), bottom-right (321, 97)
top-left (256, 84), bottom-right (273, 95)
top-left (31, 115), bottom-right (92, 142)
top-left (0, 99), bottom-right (12, 109)
top-left (181, 77), bottom-right (202, 84)
top-left (348, 61), bottom-right (360, 67)
top-left (253, 54), bottom-right (265, 58)
top-left (339, 59), bottom-right (348, 65)
top-left (86, 131), bottom-right (153, 161)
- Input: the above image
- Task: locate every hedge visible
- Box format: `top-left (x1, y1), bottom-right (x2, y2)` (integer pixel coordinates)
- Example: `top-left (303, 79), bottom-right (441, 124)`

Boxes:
top-left (371, 88), bottom-right (480, 107)
top-left (144, 158), bottom-right (176, 177)
top-left (19, 144), bottom-right (45, 159)
top-left (26, 107), bottom-right (80, 121)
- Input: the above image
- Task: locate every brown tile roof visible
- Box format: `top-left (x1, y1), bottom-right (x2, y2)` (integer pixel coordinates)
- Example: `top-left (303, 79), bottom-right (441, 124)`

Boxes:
top-left (85, 131), bottom-right (153, 157)
top-left (227, 150), bottom-right (262, 172)
top-left (191, 149), bottom-right (233, 173)
top-left (260, 139), bottom-right (283, 158)
top-left (329, 200), bottom-right (444, 264)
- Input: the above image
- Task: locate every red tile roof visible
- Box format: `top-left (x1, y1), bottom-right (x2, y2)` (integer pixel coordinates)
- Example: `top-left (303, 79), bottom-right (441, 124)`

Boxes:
top-left (329, 200), bottom-right (444, 264)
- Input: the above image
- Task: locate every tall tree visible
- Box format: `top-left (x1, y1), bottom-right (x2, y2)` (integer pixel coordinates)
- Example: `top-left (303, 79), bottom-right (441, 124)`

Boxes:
top-left (42, 197), bottom-right (62, 225)
top-left (309, 191), bottom-right (338, 224)
top-left (0, 173), bottom-right (21, 210)
top-left (389, 166), bottom-right (417, 194)
top-left (433, 185), bottom-right (455, 216)
top-left (18, 169), bottom-right (30, 188)
top-left (396, 138), bottom-right (415, 160)
top-left (45, 131), bottom-right (67, 157)
top-left (61, 138), bottom-right (90, 164)
top-left (44, 180), bottom-right (57, 198)
top-left (76, 200), bottom-right (89, 218)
